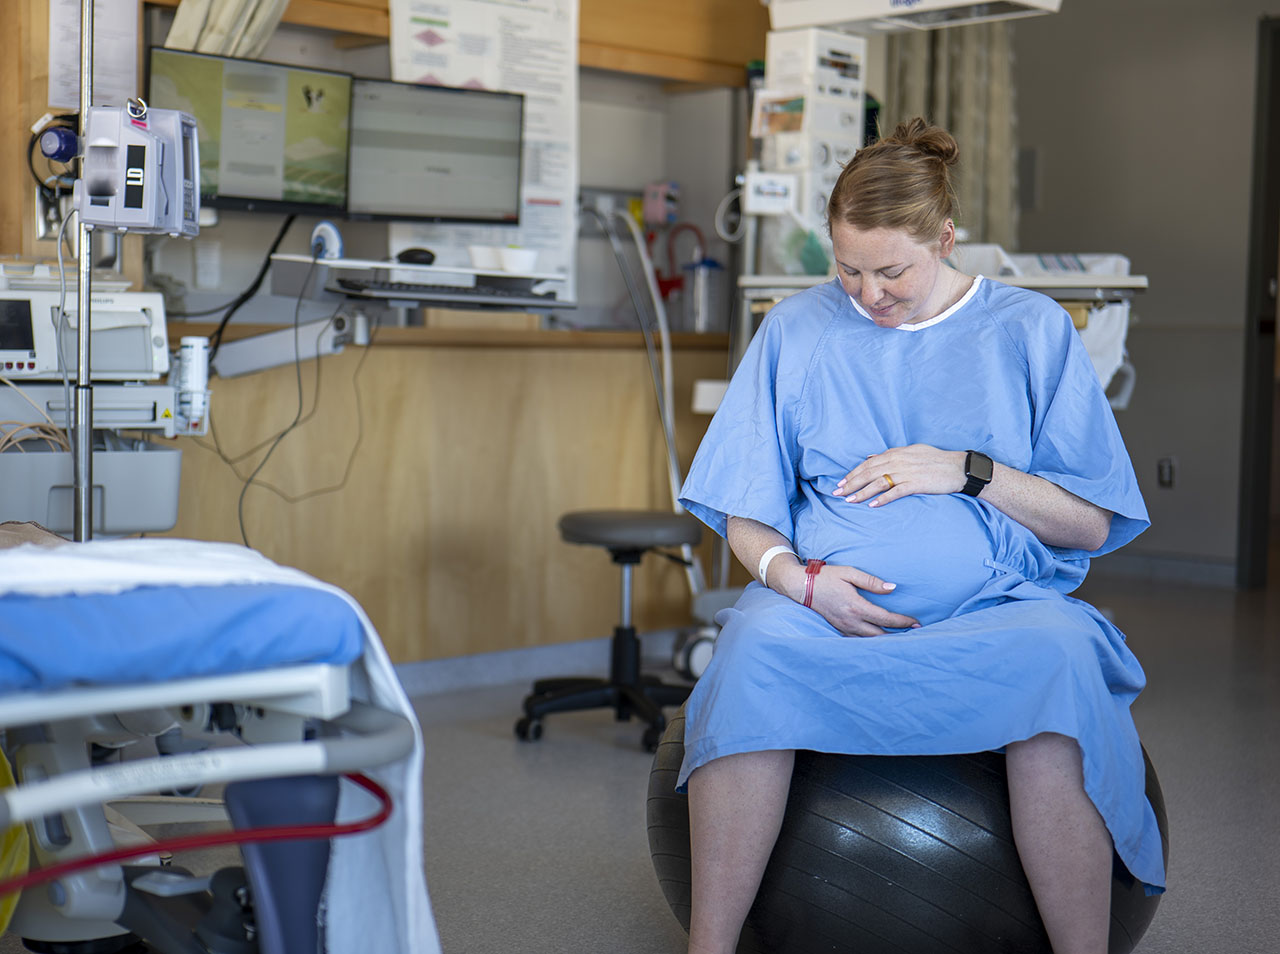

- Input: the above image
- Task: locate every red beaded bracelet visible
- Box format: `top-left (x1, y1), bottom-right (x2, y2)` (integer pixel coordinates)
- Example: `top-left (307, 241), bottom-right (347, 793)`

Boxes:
top-left (803, 559), bottom-right (825, 608)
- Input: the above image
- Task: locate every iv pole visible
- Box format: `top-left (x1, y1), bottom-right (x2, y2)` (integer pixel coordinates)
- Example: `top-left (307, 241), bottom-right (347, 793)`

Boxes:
top-left (73, 0), bottom-right (95, 541)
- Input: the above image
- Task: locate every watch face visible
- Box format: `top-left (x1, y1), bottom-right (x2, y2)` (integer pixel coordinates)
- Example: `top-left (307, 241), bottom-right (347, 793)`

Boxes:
top-left (968, 452), bottom-right (993, 482)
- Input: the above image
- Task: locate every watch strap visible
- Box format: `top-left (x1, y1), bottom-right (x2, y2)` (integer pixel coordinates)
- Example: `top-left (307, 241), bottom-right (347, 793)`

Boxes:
top-left (962, 450), bottom-right (993, 497)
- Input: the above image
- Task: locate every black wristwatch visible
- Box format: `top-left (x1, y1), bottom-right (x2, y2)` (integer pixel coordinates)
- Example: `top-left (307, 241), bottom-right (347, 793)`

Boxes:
top-left (961, 450), bottom-right (993, 497)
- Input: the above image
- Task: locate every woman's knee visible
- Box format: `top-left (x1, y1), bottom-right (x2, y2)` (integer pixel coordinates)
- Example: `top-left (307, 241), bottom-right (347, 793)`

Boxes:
top-left (1006, 732), bottom-right (1084, 785)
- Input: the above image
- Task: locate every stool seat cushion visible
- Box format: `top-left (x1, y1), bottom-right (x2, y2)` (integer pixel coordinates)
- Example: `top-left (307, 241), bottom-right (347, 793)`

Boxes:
top-left (558, 510), bottom-right (703, 550)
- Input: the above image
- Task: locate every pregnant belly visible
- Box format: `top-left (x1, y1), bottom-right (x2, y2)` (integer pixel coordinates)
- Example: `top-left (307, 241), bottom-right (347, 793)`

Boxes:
top-left (795, 493), bottom-right (1000, 626)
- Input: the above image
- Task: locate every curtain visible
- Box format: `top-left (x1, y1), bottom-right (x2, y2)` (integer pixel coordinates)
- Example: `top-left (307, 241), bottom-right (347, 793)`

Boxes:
top-left (882, 22), bottom-right (1018, 249)
top-left (164, 0), bottom-right (290, 59)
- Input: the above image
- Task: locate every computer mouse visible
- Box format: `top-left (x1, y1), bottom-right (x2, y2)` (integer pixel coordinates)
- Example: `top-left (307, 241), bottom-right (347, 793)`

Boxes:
top-left (396, 247), bottom-right (436, 265)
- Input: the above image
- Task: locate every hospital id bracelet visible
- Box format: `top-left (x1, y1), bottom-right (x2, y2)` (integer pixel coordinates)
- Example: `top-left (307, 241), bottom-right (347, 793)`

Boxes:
top-left (759, 545), bottom-right (798, 588)
top-left (803, 559), bottom-right (826, 608)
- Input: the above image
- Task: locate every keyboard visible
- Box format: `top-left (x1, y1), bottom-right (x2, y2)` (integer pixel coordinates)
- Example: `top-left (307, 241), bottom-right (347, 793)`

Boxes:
top-left (333, 277), bottom-right (562, 309)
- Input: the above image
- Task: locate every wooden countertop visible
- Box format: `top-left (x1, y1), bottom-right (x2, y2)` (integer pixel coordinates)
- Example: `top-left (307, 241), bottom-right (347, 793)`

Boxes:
top-left (175, 322), bottom-right (733, 352)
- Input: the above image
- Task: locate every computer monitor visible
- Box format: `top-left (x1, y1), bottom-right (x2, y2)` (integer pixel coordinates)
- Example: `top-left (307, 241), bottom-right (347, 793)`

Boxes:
top-left (346, 77), bottom-right (524, 225)
top-left (147, 47), bottom-right (352, 216)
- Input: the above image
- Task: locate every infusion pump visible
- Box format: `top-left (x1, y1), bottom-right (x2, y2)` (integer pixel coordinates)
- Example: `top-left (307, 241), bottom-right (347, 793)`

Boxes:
top-left (0, 290), bottom-right (170, 381)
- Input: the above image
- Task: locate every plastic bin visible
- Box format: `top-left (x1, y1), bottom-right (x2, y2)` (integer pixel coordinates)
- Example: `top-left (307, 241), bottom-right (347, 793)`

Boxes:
top-left (0, 445), bottom-right (182, 535)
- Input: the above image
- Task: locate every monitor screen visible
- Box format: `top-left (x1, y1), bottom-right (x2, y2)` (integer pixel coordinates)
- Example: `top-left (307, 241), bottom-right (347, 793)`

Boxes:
top-left (147, 48), bottom-right (352, 215)
top-left (346, 78), bottom-right (524, 225)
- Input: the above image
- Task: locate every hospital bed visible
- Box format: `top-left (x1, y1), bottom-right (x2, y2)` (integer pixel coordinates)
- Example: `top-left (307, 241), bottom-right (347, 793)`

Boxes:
top-left (0, 526), bottom-right (441, 954)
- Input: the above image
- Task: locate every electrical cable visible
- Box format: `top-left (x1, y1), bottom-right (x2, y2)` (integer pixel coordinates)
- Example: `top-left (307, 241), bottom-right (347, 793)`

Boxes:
top-left (584, 209), bottom-right (668, 439)
top-left (235, 251), bottom-right (318, 547)
top-left (237, 315), bottom-right (379, 504)
top-left (714, 186), bottom-right (746, 243)
top-left (0, 375), bottom-right (71, 453)
top-left (197, 310), bottom-right (379, 504)
top-left (0, 423), bottom-right (70, 453)
top-left (53, 209), bottom-right (77, 460)
top-left (613, 211), bottom-right (681, 498)
top-left (201, 310), bottom-right (338, 468)
top-left (180, 214), bottom-right (296, 354)
top-left (0, 771), bottom-right (391, 901)
top-left (584, 207), bottom-right (705, 597)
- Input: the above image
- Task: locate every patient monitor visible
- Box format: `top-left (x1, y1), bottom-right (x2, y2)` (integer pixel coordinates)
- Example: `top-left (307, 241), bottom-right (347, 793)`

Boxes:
top-left (0, 290), bottom-right (170, 381)
top-left (0, 279), bottom-right (188, 534)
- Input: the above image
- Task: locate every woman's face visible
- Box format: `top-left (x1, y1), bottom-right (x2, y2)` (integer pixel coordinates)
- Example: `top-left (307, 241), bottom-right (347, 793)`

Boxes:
top-left (830, 220), bottom-right (956, 328)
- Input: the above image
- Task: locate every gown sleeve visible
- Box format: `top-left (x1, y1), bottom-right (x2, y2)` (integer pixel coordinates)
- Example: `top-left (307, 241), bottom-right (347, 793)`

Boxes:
top-left (678, 307), bottom-right (804, 542)
top-left (1022, 305), bottom-right (1150, 555)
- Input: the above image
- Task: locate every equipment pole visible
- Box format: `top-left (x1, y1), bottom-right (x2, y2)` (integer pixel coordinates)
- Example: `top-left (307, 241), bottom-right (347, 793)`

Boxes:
top-left (74, 0), bottom-right (95, 541)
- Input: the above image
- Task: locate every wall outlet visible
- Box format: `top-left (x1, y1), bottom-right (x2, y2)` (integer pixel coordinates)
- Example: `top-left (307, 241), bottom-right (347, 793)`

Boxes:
top-left (1156, 456), bottom-right (1177, 488)
top-left (34, 187), bottom-right (73, 242)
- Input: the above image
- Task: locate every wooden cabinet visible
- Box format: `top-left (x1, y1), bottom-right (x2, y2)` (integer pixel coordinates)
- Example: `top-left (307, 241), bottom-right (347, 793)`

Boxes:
top-left (145, 0), bottom-right (769, 85)
top-left (159, 327), bottom-right (729, 663)
top-left (578, 0), bottom-right (769, 86)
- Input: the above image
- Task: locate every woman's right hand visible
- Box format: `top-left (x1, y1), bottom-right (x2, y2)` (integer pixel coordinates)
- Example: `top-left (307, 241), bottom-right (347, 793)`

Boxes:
top-left (772, 561), bottom-right (920, 636)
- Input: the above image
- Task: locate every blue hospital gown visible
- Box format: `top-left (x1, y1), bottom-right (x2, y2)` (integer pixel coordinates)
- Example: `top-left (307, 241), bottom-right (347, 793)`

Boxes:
top-left (676, 276), bottom-right (1166, 893)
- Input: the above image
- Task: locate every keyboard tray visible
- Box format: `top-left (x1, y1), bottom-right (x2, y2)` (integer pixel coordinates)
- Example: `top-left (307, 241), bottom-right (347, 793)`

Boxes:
top-left (332, 277), bottom-right (563, 309)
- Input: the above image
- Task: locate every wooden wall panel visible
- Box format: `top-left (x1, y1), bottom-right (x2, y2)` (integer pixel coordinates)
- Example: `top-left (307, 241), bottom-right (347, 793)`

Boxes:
top-left (161, 340), bottom-right (727, 663)
top-left (3, 1), bottom-right (47, 259)
top-left (4, 1), bottom-right (143, 277)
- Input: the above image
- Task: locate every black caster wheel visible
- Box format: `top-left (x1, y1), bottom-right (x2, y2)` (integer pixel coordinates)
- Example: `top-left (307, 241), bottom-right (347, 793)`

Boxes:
top-left (514, 716), bottom-right (543, 741)
top-left (642, 724), bottom-right (664, 753)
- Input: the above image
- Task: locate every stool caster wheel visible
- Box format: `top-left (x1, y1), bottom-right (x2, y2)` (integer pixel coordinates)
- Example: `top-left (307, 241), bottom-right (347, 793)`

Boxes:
top-left (515, 717), bottom-right (543, 742)
top-left (642, 724), bottom-right (664, 753)
top-left (674, 625), bottom-right (718, 680)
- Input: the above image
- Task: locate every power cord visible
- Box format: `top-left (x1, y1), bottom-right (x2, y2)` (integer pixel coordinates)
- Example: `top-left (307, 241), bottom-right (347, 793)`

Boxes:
top-left (0, 772), bottom-right (391, 901)
top-left (169, 214), bottom-right (297, 356)
top-left (0, 376), bottom-right (71, 453)
top-left (233, 251), bottom-right (319, 547)
top-left (195, 310), bottom-right (378, 507)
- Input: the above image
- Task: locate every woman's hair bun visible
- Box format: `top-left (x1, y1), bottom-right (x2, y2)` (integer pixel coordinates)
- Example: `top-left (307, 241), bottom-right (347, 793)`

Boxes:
top-left (889, 117), bottom-right (960, 166)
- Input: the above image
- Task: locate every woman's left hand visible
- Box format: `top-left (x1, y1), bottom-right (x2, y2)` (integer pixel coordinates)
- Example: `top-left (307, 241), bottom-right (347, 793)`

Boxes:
top-left (834, 444), bottom-right (967, 507)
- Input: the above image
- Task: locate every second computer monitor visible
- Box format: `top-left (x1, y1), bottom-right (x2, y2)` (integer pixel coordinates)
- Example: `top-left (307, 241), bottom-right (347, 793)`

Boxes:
top-left (347, 78), bottom-right (524, 226)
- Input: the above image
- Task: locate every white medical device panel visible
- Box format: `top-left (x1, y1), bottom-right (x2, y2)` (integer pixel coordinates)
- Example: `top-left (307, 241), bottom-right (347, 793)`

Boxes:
top-left (0, 290), bottom-right (170, 381)
top-left (74, 103), bottom-right (200, 238)
top-left (763, 28), bottom-right (867, 236)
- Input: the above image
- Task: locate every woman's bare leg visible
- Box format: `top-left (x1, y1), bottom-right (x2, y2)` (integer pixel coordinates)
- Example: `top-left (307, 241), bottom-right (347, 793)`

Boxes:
top-left (686, 749), bottom-right (795, 954)
top-left (1006, 732), bottom-right (1113, 954)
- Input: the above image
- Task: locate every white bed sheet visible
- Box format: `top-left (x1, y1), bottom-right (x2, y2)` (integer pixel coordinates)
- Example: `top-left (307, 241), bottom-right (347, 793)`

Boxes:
top-left (0, 538), bottom-right (441, 954)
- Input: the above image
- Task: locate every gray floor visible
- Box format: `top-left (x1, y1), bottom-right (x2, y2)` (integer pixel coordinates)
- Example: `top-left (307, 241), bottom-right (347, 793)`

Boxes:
top-left (414, 561), bottom-right (1280, 954)
top-left (4, 550), bottom-right (1278, 953)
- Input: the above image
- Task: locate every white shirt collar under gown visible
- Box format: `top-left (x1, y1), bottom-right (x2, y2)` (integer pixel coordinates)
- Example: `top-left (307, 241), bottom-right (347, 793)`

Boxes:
top-left (847, 275), bottom-right (985, 330)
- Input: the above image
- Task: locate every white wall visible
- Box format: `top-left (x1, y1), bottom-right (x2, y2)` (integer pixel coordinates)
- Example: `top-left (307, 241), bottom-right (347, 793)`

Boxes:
top-left (1013, 0), bottom-right (1277, 579)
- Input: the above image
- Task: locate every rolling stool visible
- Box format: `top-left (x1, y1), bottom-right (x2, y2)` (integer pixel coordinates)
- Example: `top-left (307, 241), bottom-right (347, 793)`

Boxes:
top-left (515, 509), bottom-right (703, 751)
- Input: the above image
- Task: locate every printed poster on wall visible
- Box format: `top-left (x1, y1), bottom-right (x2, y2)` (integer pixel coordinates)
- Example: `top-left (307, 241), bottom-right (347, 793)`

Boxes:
top-left (388, 0), bottom-right (579, 301)
top-left (48, 0), bottom-right (139, 108)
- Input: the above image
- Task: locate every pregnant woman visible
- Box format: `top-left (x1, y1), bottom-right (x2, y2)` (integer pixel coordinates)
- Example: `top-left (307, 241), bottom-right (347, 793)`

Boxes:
top-left (675, 118), bottom-right (1165, 954)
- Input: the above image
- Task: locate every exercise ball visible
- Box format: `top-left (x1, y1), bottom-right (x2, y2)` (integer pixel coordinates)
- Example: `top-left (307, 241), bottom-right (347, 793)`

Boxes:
top-left (647, 710), bottom-right (1168, 954)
